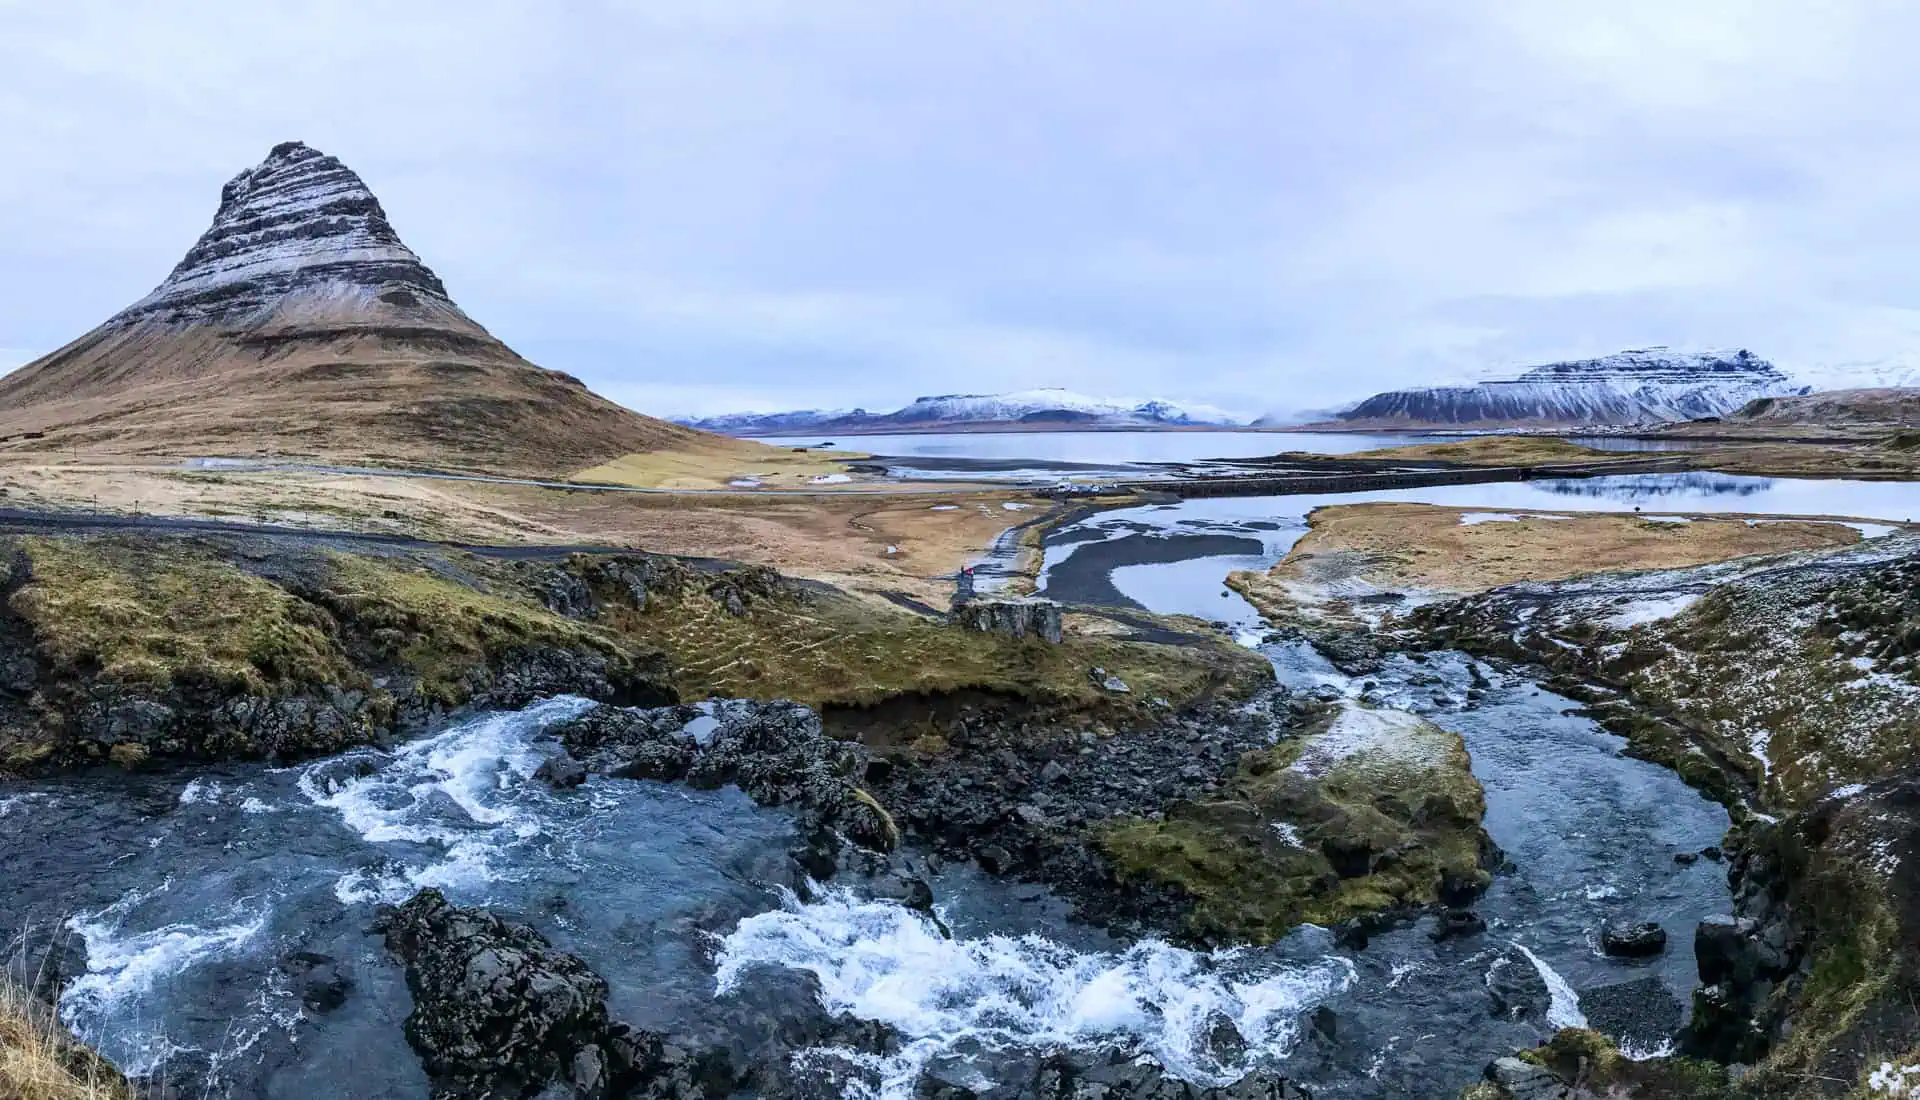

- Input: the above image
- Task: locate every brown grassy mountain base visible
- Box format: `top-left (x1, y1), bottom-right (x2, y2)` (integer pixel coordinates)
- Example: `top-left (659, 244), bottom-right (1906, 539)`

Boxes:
top-left (0, 295), bottom-right (724, 479)
top-left (1228, 503), bottom-right (1867, 628)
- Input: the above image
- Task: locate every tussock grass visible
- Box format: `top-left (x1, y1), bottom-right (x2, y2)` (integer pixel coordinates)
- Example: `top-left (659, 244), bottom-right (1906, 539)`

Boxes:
top-left (0, 982), bottom-right (132, 1100)
top-left (11, 536), bottom-right (353, 693)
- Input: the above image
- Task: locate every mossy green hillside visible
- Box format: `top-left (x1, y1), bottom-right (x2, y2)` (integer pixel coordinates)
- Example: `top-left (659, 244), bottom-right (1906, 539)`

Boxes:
top-left (11, 536), bottom-right (359, 694)
top-left (1098, 703), bottom-right (1490, 944)
top-left (600, 578), bottom-right (1271, 718)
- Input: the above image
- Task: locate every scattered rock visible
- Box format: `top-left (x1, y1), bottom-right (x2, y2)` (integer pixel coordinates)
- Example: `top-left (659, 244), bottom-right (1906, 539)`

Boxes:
top-left (1486, 948), bottom-right (1551, 1022)
top-left (534, 751), bottom-right (589, 789)
top-left (1672, 851), bottom-right (1698, 866)
top-left (1431, 907), bottom-right (1487, 942)
top-left (278, 951), bottom-right (353, 1014)
top-left (1484, 1055), bottom-right (1572, 1100)
top-left (1600, 920), bottom-right (1668, 958)
top-left (1089, 666), bottom-right (1132, 693)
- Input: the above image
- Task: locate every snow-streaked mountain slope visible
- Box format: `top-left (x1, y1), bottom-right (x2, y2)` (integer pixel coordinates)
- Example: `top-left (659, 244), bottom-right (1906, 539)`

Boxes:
top-left (1336, 348), bottom-right (1805, 426)
top-left (683, 388), bottom-right (1248, 434)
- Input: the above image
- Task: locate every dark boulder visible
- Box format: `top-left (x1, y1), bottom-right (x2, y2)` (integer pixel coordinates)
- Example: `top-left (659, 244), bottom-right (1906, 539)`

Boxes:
top-left (1600, 921), bottom-right (1667, 958)
top-left (534, 751), bottom-right (589, 789)
top-left (377, 889), bottom-right (734, 1100)
top-left (1485, 948), bottom-right (1551, 1023)
top-left (377, 888), bottom-right (619, 1098)
top-left (1430, 907), bottom-right (1487, 942)
top-left (278, 950), bottom-right (354, 1014)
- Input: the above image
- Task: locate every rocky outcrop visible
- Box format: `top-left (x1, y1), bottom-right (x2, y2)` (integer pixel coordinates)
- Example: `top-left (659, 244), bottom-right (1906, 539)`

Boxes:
top-left (918, 1050), bottom-right (1310, 1098)
top-left (1097, 701), bottom-right (1496, 944)
top-left (951, 596), bottom-right (1065, 644)
top-left (1676, 774), bottom-right (1920, 1094)
top-left (553, 699), bottom-right (899, 854)
top-left (377, 889), bottom-right (732, 1100)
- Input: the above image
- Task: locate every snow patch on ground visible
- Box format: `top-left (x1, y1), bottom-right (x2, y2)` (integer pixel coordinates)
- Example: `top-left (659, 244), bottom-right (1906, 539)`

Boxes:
top-left (1289, 705), bottom-right (1449, 778)
top-left (1605, 593), bottom-right (1702, 629)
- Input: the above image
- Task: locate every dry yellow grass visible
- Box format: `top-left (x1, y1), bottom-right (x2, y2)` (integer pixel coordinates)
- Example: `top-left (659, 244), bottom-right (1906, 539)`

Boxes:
top-left (572, 438), bottom-right (872, 490)
top-left (0, 982), bottom-right (132, 1100)
top-left (1229, 502), bottom-right (1869, 626)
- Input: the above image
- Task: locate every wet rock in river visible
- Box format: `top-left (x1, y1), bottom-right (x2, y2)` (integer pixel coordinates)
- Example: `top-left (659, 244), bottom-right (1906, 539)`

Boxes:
top-left (918, 1048), bottom-right (1312, 1099)
top-left (1, 923), bottom-right (89, 1003)
top-left (378, 888), bottom-right (620, 1098)
top-left (533, 750), bottom-right (589, 789)
top-left (278, 951), bottom-right (354, 1014)
top-left (377, 888), bottom-right (732, 1100)
top-left (1430, 907), bottom-right (1487, 942)
top-left (1485, 948), bottom-right (1551, 1023)
top-left (554, 699), bottom-right (899, 855)
top-left (1600, 920), bottom-right (1668, 958)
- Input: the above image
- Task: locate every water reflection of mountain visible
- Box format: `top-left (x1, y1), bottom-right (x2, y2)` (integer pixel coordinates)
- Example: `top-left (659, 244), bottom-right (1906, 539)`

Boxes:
top-left (1533, 473), bottom-right (1772, 500)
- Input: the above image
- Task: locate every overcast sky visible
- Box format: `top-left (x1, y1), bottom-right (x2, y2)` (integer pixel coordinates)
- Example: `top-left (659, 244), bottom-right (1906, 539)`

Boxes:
top-left (6, 1), bottom-right (1920, 419)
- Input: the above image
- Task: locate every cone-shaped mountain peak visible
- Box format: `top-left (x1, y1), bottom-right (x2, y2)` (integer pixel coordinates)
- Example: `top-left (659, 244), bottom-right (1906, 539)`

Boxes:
top-left (0, 142), bottom-right (707, 475)
top-left (118, 141), bottom-right (451, 325)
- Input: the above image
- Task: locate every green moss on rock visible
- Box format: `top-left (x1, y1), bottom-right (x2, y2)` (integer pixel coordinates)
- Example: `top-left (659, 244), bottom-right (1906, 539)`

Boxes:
top-left (1098, 703), bottom-right (1491, 944)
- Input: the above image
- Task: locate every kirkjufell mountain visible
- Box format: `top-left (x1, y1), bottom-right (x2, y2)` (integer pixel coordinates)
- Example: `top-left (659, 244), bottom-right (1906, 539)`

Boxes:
top-left (1335, 348), bottom-right (1806, 427)
top-left (0, 141), bottom-right (703, 474)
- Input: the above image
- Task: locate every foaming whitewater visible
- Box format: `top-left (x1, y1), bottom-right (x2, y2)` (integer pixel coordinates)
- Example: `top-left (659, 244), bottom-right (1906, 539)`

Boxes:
top-left (296, 695), bottom-right (594, 904)
top-left (1512, 944), bottom-right (1588, 1030)
top-left (63, 879), bottom-right (269, 1076)
top-left (715, 886), bottom-right (1356, 1099)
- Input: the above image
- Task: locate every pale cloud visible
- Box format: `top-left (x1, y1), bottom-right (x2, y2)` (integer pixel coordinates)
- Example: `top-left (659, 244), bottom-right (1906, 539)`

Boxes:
top-left (5, 1), bottom-right (1920, 419)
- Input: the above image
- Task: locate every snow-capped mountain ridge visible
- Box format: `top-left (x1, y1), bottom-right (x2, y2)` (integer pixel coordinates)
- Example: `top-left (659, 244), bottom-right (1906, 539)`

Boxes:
top-left (1338, 347), bottom-right (1806, 426)
top-left (116, 141), bottom-right (451, 326)
top-left (683, 388), bottom-right (1247, 434)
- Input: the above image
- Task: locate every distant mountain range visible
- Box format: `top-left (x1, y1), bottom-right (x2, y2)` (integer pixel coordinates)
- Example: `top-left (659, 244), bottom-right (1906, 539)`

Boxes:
top-left (680, 389), bottom-right (1249, 435)
top-left (1332, 348), bottom-right (1807, 427)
